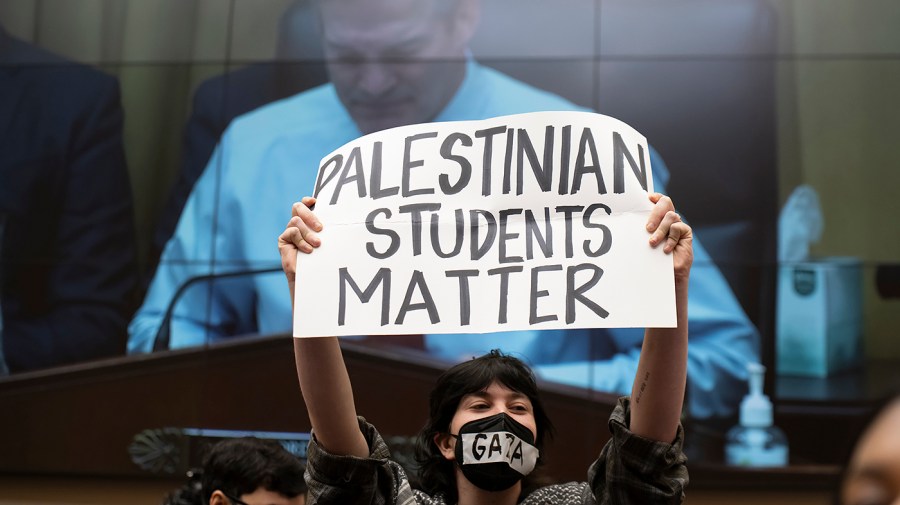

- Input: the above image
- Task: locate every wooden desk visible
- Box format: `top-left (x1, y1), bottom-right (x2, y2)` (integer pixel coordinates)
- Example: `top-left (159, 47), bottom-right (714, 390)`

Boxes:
top-left (775, 360), bottom-right (900, 465)
top-left (0, 335), bottom-right (615, 481)
top-left (3, 337), bottom-right (890, 503)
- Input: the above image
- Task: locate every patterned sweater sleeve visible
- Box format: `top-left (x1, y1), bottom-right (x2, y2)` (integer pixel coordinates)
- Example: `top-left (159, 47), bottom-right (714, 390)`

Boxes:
top-left (588, 397), bottom-right (689, 505)
top-left (304, 416), bottom-right (423, 505)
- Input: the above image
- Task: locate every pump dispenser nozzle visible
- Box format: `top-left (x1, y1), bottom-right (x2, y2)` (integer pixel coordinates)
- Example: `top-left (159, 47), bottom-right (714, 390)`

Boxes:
top-left (748, 363), bottom-right (765, 396)
top-left (740, 363), bottom-right (773, 427)
top-left (726, 362), bottom-right (789, 466)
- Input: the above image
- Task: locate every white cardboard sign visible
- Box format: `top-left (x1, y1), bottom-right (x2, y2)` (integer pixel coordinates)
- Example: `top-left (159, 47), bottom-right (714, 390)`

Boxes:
top-left (294, 111), bottom-right (675, 337)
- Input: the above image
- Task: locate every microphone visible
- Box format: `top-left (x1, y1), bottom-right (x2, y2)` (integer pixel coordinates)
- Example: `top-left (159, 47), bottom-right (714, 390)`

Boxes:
top-left (152, 266), bottom-right (283, 352)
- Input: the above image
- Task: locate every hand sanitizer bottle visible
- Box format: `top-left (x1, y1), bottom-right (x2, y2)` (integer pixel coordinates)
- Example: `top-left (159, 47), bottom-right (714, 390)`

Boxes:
top-left (725, 363), bottom-right (788, 467)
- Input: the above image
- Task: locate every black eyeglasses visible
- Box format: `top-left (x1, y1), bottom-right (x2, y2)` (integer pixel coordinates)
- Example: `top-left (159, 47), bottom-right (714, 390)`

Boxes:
top-left (220, 491), bottom-right (250, 505)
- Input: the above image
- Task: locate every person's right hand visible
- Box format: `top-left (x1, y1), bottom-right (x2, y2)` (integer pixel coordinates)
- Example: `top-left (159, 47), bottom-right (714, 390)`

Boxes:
top-left (278, 196), bottom-right (322, 285)
top-left (645, 192), bottom-right (693, 283)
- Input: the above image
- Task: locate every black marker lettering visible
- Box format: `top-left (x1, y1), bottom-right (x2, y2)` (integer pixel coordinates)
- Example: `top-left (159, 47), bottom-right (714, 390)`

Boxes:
top-left (530, 264), bottom-right (562, 324)
top-left (395, 270), bottom-right (440, 324)
top-left (572, 127), bottom-right (606, 195)
top-left (488, 434), bottom-right (502, 458)
top-left (446, 269), bottom-right (479, 326)
top-left (488, 266), bottom-right (524, 324)
top-left (524, 207), bottom-right (553, 260)
top-left (470, 209), bottom-right (497, 260)
top-left (558, 125), bottom-right (571, 194)
top-left (517, 126), bottom-right (554, 194)
top-left (338, 267), bottom-right (391, 326)
top-left (555, 205), bottom-right (583, 258)
top-left (313, 153), bottom-right (343, 200)
top-left (398, 203), bottom-right (441, 256)
top-left (330, 146), bottom-right (368, 205)
top-left (402, 131), bottom-right (439, 197)
top-left (502, 128), bottom-right (515, 195)
top-left (566, 263), bottom-right (608, 323)
top-left (365, 208), bottom-right (400, 259)
top-left (613, 131), bottom-right (648, 193)
top-left (430, 208), bottom-right (464, 258)
top-left (474, 125), bottom-right (507, 196)
top-left (438, 132), bottom-right (473, 195)
top-left (369, 141), bottom-right (399, 200)
top-left (583, 203), bottom-right (613, 257)
top-left (473, 433), bottom-right (487, 459)
top-left (498, 209), bottom-right (524, 264)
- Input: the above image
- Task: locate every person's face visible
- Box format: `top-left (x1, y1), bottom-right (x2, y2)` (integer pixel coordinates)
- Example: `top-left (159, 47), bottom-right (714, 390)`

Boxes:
top-left (210, 488), bottom-right (306, 505)
top-left (436, 381), bottom-right (539, 461)
top-left (318, 0), bottom-right (474, 134)
top-left (841, 400), bottom-right (900, 505)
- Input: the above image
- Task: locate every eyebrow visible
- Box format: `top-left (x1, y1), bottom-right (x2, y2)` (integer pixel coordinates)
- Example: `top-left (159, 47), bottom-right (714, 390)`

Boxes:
top-left (846, 464), bottom-right (891, 484)
top-left (324, 32), bottom-right (428, 55)
top-left (466, 390), bottom-right (529, 401)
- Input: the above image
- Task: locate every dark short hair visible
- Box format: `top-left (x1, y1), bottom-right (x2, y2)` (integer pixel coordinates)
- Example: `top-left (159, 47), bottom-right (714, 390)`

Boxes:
top-left (200, 437), bottom-right (306, 505)
top-left (312, 0), bottom-right (463, 25)
top-left (414, 350), bottom-right (554, 502)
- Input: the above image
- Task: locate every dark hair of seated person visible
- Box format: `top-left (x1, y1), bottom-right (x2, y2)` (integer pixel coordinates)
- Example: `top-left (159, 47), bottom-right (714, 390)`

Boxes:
top-left (162, 437), bottom-right (307, 505)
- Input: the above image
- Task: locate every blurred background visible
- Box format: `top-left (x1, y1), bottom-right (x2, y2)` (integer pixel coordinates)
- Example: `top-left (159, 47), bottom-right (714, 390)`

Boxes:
top-left (0, 0), bottom-right (898, 503)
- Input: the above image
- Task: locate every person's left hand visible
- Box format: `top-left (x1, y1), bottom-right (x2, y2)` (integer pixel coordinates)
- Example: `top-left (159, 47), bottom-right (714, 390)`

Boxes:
top-left (645, 193), bottom-right (693, 281)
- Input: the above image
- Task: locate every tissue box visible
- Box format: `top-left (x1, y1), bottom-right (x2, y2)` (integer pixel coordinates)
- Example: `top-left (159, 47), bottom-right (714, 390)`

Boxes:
top-left (776, 257), bottom-right (863, 377)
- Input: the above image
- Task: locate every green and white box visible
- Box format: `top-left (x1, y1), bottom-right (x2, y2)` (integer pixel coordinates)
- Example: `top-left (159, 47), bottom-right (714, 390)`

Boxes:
top-left (776, 257), bottom-right (863, 377)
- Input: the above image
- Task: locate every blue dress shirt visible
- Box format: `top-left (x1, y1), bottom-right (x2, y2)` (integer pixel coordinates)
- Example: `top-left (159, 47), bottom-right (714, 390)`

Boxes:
top-left (129, 61), bottom-right (758, 418)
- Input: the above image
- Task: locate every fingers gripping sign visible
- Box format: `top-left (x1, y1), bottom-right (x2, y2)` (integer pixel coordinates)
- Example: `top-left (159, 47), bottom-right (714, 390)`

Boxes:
top-left (279, 197), bottom-right (323, 285)
top-left (645, 192), bottom-right (693, 279)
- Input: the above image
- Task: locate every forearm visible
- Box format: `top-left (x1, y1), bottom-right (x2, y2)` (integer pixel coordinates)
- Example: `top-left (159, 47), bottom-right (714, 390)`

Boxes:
top-left (291, 281), bottom-right (369, 458)
top-left (630, 277), bottom-right (689, 443)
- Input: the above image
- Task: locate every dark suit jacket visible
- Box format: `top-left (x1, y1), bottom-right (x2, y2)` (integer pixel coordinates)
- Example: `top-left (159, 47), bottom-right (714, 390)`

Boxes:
top-left (0, 28), bottom-right (138, 372)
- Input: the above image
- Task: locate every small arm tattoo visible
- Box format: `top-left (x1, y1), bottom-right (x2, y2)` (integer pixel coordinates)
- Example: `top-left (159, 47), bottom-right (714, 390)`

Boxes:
top-left (635, 371), bottom-right (650, 404)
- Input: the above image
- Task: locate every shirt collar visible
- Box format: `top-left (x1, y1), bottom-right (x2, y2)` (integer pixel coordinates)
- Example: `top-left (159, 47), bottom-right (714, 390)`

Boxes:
top-left (433, 56), bottom-right (482, 123)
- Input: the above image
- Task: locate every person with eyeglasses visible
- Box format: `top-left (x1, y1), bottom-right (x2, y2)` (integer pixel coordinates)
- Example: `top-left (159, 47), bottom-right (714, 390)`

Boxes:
top-left (163, 437), bottom-right (307, 505)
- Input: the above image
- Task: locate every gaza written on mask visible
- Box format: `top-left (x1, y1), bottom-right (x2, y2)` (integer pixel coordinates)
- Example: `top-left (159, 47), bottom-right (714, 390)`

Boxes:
top-left (453, 412), bottom-right (540, 492)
